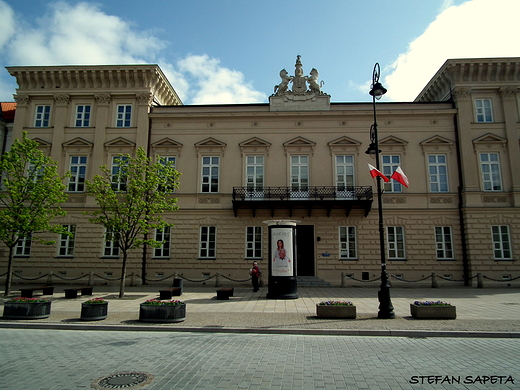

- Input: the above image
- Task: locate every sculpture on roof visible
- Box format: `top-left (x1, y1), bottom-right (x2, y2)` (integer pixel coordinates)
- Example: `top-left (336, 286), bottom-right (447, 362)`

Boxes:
top-left (274, 69), bottom-right (292, 95)
top-left (272, 55), bottom-right (326, 96)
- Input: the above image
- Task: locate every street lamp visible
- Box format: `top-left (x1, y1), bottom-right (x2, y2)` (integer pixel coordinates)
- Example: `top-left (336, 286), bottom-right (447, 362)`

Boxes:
top-left (365, 63), bottom-right (395, 319)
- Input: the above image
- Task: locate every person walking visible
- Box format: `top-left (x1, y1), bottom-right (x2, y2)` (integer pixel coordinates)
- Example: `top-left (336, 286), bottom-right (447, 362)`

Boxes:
top-left (250, 261), bottom-right (260, 292)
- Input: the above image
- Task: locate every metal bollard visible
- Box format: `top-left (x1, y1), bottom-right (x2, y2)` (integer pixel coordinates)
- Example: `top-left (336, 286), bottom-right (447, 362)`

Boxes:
top-left (431, 272), bottom-right (438, 288)
top-left (47, 271), bottom-right (53, 286)
top-left (215, 272), bottom-right (221, 287)
top-left (130, 272), bottom-right (137, 287)
top-left (341, 272), bottom-right (346, 288)
top-left (477, 273), bottom-right (484, 288)
top-left (88, 271), bottom-right (94, 286)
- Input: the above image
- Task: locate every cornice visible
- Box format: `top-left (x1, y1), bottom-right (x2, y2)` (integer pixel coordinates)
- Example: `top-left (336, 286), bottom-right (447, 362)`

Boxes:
top-left (7, 64), bottom-right (182, 106)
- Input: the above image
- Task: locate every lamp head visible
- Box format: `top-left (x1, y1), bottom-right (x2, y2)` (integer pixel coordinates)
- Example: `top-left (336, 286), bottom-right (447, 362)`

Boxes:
top-left (369, 82), bottom-right (387, 100)
top-left (365, 143), bottom-right (379, 158)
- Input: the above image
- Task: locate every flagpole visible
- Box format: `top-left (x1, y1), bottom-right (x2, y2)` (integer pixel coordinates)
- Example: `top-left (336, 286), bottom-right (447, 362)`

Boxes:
top-left (367, 63), bottom-right (395, 319)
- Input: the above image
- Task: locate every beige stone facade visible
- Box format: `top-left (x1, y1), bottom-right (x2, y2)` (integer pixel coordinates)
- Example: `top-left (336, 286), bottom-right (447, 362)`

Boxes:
top-left (2, 58), bottom-right (519, 287)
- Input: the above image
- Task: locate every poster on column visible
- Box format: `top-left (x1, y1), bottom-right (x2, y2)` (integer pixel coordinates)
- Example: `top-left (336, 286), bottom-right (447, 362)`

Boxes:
top-left (271, 228), bottom-right (294, 277)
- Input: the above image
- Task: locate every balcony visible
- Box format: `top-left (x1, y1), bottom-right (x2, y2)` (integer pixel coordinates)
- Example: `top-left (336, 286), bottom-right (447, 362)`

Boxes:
top-left (232, 186), bottom-right (373, 217)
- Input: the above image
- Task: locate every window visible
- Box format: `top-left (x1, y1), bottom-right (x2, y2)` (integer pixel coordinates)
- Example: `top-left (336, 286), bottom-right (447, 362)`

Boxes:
top-left (68, 156), bottom-right (87, 192)
top-left (75, 105), bottom-right (91, 127)
top-left (103, 229), bottom-right (119, 257)
top-left (58, 225), bottom-right (76, 257)
top-left (336, 155), bottom-right (355, 189)
top-left (387, 226), bottom-right (405, 259)
top-left (480, 153), bottom-right (502, 191)
top-left (382, 155), bottom-right (402, 192)
top-left (428, 155), bottom-right (448, 192)
top-left (290, 155), bottom-right (309, 194)
top-left (154, 226), bottom-right (171, 258)
top-left (246, 156), bottom-right (264, 191)
top-left (201, 156), bottom-right (219, 193)
top-left (27, 161), bottom-right (44, 183)
top-left (246, 226), bottom-right (262, 259)
top-left (158, 156), bottom-right (177, 193)
top-left (15, 234), bottom-right (32, 256)
top-left (475, 99), bottom-right (493, 123)
top-left (34, 105), bottom-right (51, 127)
top-left (435, 226), bottom-right (453, 260)
top-left (339, 226), bottom-right (357, 259)
top-left (199, 226), bottom-right (216, 258)
top-left (116, 105), bottom-right (132, 127)
top-left (491, 225), bottom-right (512, 260)
top-left (111, 156), bottom-right (128, 192)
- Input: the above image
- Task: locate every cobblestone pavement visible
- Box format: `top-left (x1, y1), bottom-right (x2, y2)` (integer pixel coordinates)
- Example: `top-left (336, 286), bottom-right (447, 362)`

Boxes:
top-left (0, 328), bottom-right (519, 390)
top-left (1, 286), bottom-right (520, 336)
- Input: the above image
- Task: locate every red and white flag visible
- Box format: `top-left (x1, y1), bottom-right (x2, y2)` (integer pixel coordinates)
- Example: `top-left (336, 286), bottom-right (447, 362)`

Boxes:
top-left (391, 166), bottom-right (409, 188)
top-left (367, 163), bottom-right (390, 182)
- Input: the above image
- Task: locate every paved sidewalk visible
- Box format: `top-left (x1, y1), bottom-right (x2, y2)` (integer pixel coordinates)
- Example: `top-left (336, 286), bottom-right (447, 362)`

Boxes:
top-left (1, 285), bottom-right (520, 337)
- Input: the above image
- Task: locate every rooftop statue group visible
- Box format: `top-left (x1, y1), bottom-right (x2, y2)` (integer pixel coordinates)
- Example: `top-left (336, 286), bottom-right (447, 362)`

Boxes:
top-left (273, 55), bottom-right (326, 96)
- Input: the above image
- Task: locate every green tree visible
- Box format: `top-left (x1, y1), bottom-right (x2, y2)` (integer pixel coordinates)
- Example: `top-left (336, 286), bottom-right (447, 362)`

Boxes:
top-left (86, 147), bottom-right (180, 298)
top-left (0, 132), bottom-right (68, 296)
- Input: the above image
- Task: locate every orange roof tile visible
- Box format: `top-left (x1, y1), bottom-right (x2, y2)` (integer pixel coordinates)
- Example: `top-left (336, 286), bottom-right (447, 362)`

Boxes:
top-left (0, 102), bottom-right (16, 121)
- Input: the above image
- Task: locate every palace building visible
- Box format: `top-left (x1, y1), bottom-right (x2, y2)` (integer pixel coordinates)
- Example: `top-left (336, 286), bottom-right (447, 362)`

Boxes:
top-left (2, 56), bottom-right (519, 287)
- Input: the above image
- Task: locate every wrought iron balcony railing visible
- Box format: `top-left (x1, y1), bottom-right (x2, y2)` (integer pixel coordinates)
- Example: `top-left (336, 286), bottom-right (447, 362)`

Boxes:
top-left (232, 186), bottom-right (373, 217)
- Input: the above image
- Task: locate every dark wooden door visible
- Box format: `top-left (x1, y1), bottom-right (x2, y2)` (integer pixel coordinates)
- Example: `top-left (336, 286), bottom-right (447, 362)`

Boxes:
top-left (296, 225), bottom-right (315, 276)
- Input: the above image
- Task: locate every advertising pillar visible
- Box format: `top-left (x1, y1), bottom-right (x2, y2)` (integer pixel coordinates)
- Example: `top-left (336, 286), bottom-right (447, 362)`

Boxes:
top-left (265, 220), bottom-right (299, 299)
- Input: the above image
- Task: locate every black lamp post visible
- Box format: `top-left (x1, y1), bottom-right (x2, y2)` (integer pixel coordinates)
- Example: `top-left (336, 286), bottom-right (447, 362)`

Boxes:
top-left (366, 63), bottom-right (395, 319)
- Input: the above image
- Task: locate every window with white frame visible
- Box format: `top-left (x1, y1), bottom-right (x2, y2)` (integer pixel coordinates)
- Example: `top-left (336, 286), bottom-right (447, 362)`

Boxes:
top-left (246, 156), bottom-right (264, 191)
top-left (290, 155), bottom-right (309, 192)
top-left (475, 99), bottom-right (493, 123)
top-left (199, 226), bottom-right (216, 258)
top-left (339, 226), bottom-right (357, 259)
top-left (158, 156), bottom-right (177, 193)
top-left (382, 155), bottom-right (402, 192)
top-left (154, 226), bottom-right (171, 258)
top-left (75, 105), bottom-right (91, 127)
top-left (103, 229), bottom-right (119, 257)
top-left (435, 226), bottom-right (453, 260)
top-left (58, 225), bottom-right (76, 257)
top-left (480, 152), bottom-right (502, 191)
top-left (246, 226), bottom-right (262, 259)
top-left (111, 156), bottom-right (128, 192)
top-left (201, 156), bottom-right (219, 193)
top-left (336, 155), bottom-right (355, 189)
top-left (491, 225), bottom-right (512, 260)
top-left (115, 105), bottom-right (132, 127)
top-left (68, 156), bottom-right (87, 192)
top-left (428, 155), bottom-right (449, 192)
top-left (15, 234), bottom-right (32, 256)
top-left (34, 105), bottom-right (51, 127)
top-left (27, 161), bottom-right (45, 183)
top-left (387, 226), bottom-right (405, 259)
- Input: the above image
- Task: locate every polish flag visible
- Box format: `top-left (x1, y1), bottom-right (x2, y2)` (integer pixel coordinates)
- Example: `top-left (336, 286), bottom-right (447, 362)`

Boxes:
top-left (367, 163), bottom-right (390, 182)
top-left (391, 166), bottom-right (409, 188)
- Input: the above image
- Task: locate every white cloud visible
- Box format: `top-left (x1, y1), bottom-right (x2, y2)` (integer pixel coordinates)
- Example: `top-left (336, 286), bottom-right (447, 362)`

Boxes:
top-left (0, 1), bottom-right (264, 104)
top-left (178, 54), bottom-right (266, 104)
top-left (0, 1), bottom-right (16, 50)
top-left (384, 0), bottom-right (520, 101)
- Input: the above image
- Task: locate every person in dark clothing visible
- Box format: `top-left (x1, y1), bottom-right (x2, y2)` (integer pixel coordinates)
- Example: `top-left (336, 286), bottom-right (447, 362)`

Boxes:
top-left (250, 261), bottom-right (260, 292)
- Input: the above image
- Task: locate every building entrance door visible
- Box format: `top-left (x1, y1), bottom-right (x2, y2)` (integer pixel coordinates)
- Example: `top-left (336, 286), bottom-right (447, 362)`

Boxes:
top-left (296, 225), bottom-right (315, 276)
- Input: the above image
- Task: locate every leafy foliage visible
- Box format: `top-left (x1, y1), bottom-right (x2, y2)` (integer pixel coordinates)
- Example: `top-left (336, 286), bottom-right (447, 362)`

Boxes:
top-left (0, 132), bottom-right (68, 295)
top-left (142, 299), bottom-right (184, 306)
top-left (85, 147), bottom-right (180, 298)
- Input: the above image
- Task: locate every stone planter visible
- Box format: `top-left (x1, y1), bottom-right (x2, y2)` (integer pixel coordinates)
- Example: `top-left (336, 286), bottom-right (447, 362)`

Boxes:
top-left (139, 303), bottom-right (186, 323)
top-left (81, 302), bottom-right (108, 321)
top-left (3, 301), bottom-right (52, 319)
top-left (410, 304), bottom-right (456, 319)
top-left (316, 304), bottom-right (356, 319)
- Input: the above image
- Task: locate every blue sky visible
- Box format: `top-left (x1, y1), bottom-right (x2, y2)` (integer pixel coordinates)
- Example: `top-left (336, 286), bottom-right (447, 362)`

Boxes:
top-left (1, 0), bottom-right (519, 104)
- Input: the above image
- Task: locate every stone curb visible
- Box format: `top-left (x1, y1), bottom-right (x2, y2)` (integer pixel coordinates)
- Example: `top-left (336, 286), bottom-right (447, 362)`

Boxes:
top-left (1, 322), bottom-right (519, 338)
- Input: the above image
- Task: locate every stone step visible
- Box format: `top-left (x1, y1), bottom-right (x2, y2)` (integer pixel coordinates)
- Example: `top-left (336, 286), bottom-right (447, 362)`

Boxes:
top-left (296, 276), bottom-right (332, 287)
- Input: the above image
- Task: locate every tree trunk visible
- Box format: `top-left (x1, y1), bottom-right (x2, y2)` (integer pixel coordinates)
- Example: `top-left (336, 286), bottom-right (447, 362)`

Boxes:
top-left (4, 246), bottom-right (15, 296)
top-left (119, 251), bottom-right (128, 298)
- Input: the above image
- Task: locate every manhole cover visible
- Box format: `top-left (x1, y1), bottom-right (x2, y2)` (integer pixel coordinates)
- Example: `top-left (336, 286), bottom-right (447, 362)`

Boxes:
top-left (91, 372), bottom-right (154, 389)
